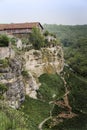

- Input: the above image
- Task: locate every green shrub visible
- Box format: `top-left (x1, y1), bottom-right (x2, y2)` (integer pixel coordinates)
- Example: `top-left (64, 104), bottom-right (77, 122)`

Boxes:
top-left (21, 70), bottom-right (29, 78)
top-left (43, 31), bottom-right (49, 36)
top-left (0, 34), bottom-right (9, 47)
top-left (0, 59), bottom-right (9, 68)
top-left (0, 83), bottom-right (8, 99)
top-left (0, 83), bottom-right (8, 94)
top-left (29, 27), bottom-right (45, 50)
top-left (10, 37), bottom-right (17, 45)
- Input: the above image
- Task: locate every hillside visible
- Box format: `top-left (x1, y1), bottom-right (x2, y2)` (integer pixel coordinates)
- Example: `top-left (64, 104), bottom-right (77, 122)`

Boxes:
top-left (0, 26), bottom-right (87, 130)
top-left (1, 67), bottom-right (87, 130)
top-left (44, 24), bottom-right (87, 46)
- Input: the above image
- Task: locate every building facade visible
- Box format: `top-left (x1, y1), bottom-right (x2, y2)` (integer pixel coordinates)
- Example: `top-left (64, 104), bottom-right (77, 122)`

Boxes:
top-left (0, 22), bottom-right (43, 35)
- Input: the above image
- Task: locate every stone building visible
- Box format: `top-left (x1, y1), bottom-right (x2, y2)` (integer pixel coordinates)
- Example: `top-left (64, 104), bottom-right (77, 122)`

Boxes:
top-left (0, 22), bottom-right (43, 35)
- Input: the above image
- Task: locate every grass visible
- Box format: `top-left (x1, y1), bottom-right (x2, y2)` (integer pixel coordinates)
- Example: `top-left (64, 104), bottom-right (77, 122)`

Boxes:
top-left (20, 96), bottom-right (52, 129)
top-left (0, 102), bottom-right (30, 130)
top-left (0, 111), bottom-right (11, 130)
top-left (19, 74), bottom-right (65, 129)
top-left (42, 67), bottom-right (87, 130)
top-left (47, 67), bottom-right (87, 130)
top-left (38, 73), bottom-right (65, 102)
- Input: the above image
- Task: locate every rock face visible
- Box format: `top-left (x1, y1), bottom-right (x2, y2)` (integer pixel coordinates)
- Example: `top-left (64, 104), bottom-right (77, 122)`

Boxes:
top-left (24, 46), bottom-right (64, 77)
top-left (0, 47), bottom-right (15, 59)
top-left (0, 56), bottom-right (25, 109)
top-left (24, 73), bottom-right (39, 99)
top-left (0, 44), bottom-right (64, 108)
top-left (23, 45), bottom-right (64, 99)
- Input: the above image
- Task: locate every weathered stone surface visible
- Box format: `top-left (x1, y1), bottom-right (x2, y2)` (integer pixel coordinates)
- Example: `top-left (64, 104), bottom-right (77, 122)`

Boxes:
top-left (23, 45), bottom-right (64, 99)
top-left (5, 78), bottom-right (25, 109)
top-left (0, 47), bottom-right (15, 59)
top-left (25, 72), bottom-right (40, 99)
top-left (0, 55), bottom-right (25, 109)
top-left (0, 44), bottom-right (64, 108)
top-left (24, 46), bottom-right (64, 77)
top-left (16, 38), bottom-right (22, 49)
top-left (9, 58), bottom-right (22, 75)
top-left (0, 67), bottom-right (10, 73)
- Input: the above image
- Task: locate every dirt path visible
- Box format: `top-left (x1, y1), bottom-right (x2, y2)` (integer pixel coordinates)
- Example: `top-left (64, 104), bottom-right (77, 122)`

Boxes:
top-left (38, 116), bottom-right (52, 130)
top-left (38, 74), bottom-right (76, 130)
top-left (61, 76), bottom-right (72, 111)
top-left (38, 103), bottom-right (54, 130)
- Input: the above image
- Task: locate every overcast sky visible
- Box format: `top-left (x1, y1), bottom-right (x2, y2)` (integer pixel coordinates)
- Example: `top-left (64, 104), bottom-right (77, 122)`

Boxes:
top-left (0, 0), bottom-right (87, 25)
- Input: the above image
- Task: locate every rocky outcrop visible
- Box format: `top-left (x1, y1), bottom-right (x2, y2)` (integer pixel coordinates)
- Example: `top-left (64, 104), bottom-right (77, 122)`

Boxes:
top-left (24, 46), bottom-right (64, 77)
top-left (0, 56), bottom-right (25, 109)
top-left (23, 45), bottom-right (64, 99)
top-left (0, 44), bottom-right (64, 108)
top-left (0, 47), bottom-right (15, 59)
top-left (24, 72), bottom-right (39, 99)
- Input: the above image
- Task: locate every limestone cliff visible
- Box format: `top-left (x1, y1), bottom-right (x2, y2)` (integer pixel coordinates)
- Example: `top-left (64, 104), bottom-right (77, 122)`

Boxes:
top-left (0, 55), bottom-right (25, 108)
top-left (24, 46), bottom-right (64, 77)
top-left (23, 45), bottom-right (64, 99)
top-left (0, 44), bottom-right (64, 108)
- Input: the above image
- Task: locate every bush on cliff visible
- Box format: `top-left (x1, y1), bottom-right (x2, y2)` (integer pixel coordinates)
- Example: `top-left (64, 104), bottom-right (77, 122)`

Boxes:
top-left (0, 34), bottom-right (9, 47)
top-left (29, 27), bottom-right (45, 50)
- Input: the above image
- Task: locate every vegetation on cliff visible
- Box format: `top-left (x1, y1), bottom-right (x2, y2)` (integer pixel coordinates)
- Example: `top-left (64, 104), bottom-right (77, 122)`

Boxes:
top-left (29, 27), bottom-right (45, 50)
top-left (0, 34), bottom-right (9, 47)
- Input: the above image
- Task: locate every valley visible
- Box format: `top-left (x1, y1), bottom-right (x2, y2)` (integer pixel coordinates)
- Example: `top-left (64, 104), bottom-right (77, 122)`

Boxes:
top-left (0, 25), bottom-right (87, 130)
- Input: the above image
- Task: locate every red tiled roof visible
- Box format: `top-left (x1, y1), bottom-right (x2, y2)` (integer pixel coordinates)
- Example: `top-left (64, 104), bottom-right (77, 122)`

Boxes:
top-left (0, 22), bottom-right (43, 31)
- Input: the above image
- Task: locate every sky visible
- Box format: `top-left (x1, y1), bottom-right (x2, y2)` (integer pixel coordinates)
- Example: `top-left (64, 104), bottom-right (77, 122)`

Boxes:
top-left (0, 0), bottom-right (87, 25)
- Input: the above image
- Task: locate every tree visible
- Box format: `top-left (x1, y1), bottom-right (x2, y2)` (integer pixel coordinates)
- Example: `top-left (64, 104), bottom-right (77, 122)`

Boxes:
top-left (0, 34), bottom-right (9, 47)
top-left (66, 38), bottom-right (87, 77)
top-left (29, 27), bottom-right (45, 50)
top-left (43, 31), bottom-right (49, 36)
